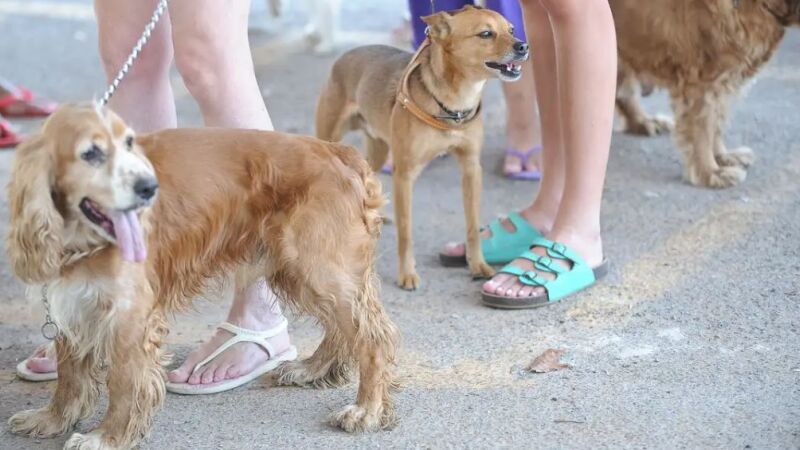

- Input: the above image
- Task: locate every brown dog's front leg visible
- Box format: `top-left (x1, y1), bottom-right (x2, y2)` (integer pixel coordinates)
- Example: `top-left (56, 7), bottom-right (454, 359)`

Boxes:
top-left (671, 85), bottom-right (746, 188)
top-left (65, 308), bottom-right (166, 450)
top-left (392, 166), bottom-right (422, 290)
top-left (9, 338), bottom-right (100, 439)
top-left (456, 150), bottom-right (494, 279)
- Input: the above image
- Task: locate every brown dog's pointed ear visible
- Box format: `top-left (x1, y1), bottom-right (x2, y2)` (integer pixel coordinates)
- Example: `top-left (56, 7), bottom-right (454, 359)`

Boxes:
top-left (6, 133), bottom-right (64, 284)
top-left (422, 11), bottom-right (453, 40)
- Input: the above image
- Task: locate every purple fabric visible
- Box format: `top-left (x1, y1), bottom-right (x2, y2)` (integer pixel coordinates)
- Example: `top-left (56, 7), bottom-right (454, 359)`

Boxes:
top-left (409, 0), bottom-right (526, 49)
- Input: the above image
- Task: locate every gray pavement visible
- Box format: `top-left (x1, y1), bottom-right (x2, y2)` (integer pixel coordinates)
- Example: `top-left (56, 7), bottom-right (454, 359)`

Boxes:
top-left (0, 1), bottom-right (798, 449)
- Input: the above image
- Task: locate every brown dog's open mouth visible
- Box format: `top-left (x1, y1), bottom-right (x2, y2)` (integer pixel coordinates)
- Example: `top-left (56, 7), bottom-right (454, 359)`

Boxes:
top-left (80, 197), bottom-right (116, 238)
top-left (79, 197), bottom-right (148, 262)
top-left (485, 61), bottom-right (522, 80)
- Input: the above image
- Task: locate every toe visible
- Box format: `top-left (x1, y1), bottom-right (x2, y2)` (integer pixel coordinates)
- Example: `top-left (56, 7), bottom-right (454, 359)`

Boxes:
top-left (168, 366), bottom-right (191, 383)
top-left (213, 364), bottom-right (232, 382)
top-left (200, 367), bottom-right (216, 385)
top-left (518, 285), bottom-right (535, 297)
top-left (442, 242), bottom-right (465, 257)
top-left (187, 370), bottom-right (203, 385)
top-left (503, 279), bottom-right (523, 298)
top-left (225, 366), bottom-right (242, 380)
top-left (27, 356), bottom-right (56, 373)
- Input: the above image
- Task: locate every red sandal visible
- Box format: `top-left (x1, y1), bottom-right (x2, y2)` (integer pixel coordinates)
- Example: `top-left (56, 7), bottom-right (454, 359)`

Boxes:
top-left (0, 87), bottom-right (57, 118)
top-left (0, 118), bottom-right (23, 148)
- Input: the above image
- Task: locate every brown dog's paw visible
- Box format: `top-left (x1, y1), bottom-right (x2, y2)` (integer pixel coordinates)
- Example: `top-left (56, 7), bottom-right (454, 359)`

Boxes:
top-left (397, 271), bottom-right (420, 291)
top-left (716, 146), bottom-right (754, 168)
top-left (626, 114), bottom-right (673, 136)
top-left (469, 261), bottom-right (495, 279)
top-left (274, 359), bottom-right (351, 389)
top-left (688, 165), bottom-right (747, 188)
top-left (329, 405), bottom-right (384, 433)
top-left (8, 408), bottom-right (72, 438)
top-left (65, 431), bottom-right (121, 450)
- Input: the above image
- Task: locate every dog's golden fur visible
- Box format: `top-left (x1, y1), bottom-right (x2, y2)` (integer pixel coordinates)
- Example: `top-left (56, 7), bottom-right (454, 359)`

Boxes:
top-left (6, 104), bottom-right (398, 449)
top-left (613, 0), bottom-right (800, 188)
top-left (315, 6), bottom-right (527, 289)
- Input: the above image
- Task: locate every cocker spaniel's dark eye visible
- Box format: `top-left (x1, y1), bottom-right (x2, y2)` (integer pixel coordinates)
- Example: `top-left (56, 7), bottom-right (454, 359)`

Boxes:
top-left (478, 30), bottom-right (494, 39)
top-left (125, 135), bottom-right (134, 150)
top-left (81, 144), bottom-right (105, 164)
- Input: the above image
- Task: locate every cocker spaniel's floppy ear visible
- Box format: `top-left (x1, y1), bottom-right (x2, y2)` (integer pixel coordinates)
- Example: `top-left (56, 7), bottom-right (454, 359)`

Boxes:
top-left (6, 133), bottom-right (64, 283)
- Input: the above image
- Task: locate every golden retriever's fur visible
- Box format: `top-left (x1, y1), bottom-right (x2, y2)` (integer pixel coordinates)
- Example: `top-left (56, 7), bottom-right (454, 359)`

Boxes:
top-left (315, 6), bottom-right (528, 289)
top-left (6, 104), bottom-right (398, 449)
top-left (612, 0), bottom-right (800, 188)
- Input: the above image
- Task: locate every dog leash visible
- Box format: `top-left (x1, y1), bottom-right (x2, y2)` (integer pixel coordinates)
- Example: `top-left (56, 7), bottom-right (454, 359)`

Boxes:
top-left (98, 0), bottom-right (169, 107)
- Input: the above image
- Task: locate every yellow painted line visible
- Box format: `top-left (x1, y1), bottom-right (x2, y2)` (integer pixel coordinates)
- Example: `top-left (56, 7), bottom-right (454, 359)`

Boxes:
top-left (0, 1), bottom-right (95, 21)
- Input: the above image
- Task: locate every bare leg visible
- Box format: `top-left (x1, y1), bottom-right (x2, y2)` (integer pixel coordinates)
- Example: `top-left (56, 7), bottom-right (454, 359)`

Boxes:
top-left (484, 0), bottom-right (616, 298)
top-left (501, 57), bottom-right (543, 176)
top-left (94, 0), bottom-right (177, 131)
top-left (166, 0), bottom-right (287, 385)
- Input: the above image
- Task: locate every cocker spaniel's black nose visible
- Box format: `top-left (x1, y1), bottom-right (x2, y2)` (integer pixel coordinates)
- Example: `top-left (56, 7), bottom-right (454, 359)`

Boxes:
top-left (134, 177), bottom-right (159, 200)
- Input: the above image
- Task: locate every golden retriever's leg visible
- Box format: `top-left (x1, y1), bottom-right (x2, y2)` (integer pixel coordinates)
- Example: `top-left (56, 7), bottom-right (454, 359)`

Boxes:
top-left (670, 85), bottom-right (747, 188)
top-left (392, 160), bottom-right (423, 290)
top-left (65, 308), bottom-right (166, 450)
top-left (9, 338), bottom-right (100, 439)
top-left (454, 146), bottom-right (494, 279)
top-left (365, 135), bottom-right (390, 173)
top-left (616, 66), bottom-right (672, 136)
top-left (711, 92), bottom-right (755, 169)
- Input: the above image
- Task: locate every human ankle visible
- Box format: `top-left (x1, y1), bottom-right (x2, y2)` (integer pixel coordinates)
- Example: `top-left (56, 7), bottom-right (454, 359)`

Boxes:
top-left (547, 227), bottom-right (603, 265)
top-left (520, 206), bottom-right (555, 235)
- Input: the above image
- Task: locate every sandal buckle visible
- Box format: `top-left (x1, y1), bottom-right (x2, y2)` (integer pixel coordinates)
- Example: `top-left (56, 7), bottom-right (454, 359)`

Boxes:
top-left (537, 256), bottom-right (552, 267)
top-left (551, 242), bottom-right (566, 254)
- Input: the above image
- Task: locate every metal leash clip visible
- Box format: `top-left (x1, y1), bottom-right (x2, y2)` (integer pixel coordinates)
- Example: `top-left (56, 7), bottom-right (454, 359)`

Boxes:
top-left (40, 284), bottom-right (59, 340)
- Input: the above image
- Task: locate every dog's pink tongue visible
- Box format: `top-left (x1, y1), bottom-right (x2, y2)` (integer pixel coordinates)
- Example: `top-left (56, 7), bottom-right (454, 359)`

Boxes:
top-left (110, 211), bottom-right (147, 263)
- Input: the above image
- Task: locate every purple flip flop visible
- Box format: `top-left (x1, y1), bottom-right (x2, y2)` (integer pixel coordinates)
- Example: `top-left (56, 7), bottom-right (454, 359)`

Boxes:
top-left (504, 145), bottom-right (542, 180)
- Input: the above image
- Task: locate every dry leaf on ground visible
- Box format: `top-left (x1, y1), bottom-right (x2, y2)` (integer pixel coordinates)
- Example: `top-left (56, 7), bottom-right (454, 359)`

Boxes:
top-left (526, 348), bottom-right (570, 373)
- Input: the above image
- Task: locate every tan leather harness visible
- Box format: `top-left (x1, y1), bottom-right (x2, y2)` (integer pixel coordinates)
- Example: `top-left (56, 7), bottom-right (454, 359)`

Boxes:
top-left (395, 38), bottom-right (481, 132)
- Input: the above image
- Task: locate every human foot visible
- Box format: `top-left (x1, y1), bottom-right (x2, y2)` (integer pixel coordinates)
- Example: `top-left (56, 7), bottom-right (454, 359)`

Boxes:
top-left (439, 210), bottom-right (550, 266)
top-left (167, 318), bottom-right (291, 387)
top-left (16, 343), bottom-right (58, 381)
top-left (481, 232), bottom-right (607, 308)
top-left (503, 146), bottom-right (542, 180)
top-left (0, 87), bottom-right (57, 118)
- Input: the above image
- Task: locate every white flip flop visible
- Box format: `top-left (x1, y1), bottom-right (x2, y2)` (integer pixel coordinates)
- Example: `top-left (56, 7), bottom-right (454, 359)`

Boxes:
top-left (166, 319), bottom-right (297, 395)
top-left (16, 359), bottom-right (58, 381)
top-left (16, 342), bottom-right (58, 382)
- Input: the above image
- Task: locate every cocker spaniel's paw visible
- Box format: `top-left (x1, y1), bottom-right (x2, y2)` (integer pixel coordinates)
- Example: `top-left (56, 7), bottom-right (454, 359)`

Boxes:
top-left (8, 408), bottom-right (72, 439)
top-left (65, 431), bottom-right (122, 450)
top-left (716, 146), bottom-right (754, 168)
top-left (274, 359), bottom-right (350, 389)
top-left (329, 404), bottom-right (386, 433)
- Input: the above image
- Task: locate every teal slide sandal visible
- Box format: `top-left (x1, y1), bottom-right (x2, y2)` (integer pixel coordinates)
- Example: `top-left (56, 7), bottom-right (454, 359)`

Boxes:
top-left (439, 212), bottom-right (542, 267)
top-left (481, 236), bottom-right (608, 310)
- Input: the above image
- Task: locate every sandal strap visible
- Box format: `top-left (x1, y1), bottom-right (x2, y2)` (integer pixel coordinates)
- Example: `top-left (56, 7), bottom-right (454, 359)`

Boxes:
top-left (505, 145), bottom-right (542, 161)
top-left (190, 318), bottom-right (288, 376)
top-left (496, 237), bottom-right (596, 299)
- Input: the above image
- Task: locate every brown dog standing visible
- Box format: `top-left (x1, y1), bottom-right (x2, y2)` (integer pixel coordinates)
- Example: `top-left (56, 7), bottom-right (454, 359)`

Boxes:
top-left (315, 5), bottom-right (529, 289)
